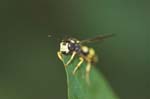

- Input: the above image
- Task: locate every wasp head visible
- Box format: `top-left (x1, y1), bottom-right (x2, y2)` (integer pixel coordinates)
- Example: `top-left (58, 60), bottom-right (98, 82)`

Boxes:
top-left (60, 38), bottom-right (80, 54)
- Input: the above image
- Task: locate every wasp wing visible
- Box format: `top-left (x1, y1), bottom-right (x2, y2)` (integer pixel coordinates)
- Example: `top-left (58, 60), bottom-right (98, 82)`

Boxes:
top-left (80, 33), bottom-right (115, 44)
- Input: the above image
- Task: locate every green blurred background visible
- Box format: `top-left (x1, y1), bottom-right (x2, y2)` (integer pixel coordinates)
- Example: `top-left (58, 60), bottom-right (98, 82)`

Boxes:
top-left (0, 0), bottom-right (149, 99)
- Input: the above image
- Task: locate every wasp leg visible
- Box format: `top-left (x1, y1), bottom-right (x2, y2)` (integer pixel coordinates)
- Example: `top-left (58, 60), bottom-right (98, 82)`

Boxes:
top-left (86, 62), bottom-right (91, 85)
top-left (65, 51), bottom-right (76, 66)
top-left (57, 51), bottom-right (65, 65)
top-left (72, 57), bottom-right (84, 75)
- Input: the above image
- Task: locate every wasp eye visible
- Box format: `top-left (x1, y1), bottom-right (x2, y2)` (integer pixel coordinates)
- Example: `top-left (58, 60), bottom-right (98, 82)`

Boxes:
top-left (68, 43), bottom-right (75, 50)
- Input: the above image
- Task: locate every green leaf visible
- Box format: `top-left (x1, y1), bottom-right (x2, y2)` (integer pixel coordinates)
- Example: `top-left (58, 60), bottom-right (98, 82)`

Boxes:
top-left (63, 55), bottom-right (119, 99)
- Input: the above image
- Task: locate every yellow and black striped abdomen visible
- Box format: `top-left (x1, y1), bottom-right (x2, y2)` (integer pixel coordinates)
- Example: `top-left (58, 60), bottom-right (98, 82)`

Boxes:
top-left (81, 46), bottom-right (98, 64)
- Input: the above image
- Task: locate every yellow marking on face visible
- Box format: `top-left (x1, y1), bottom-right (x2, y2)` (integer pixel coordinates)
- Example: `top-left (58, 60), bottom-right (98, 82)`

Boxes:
top-left (60, 42), bottom-right (69, 53)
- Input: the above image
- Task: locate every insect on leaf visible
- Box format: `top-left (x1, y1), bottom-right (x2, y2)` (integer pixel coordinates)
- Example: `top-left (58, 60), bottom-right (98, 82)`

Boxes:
top-left (63, 55), bottom-right (119, 99)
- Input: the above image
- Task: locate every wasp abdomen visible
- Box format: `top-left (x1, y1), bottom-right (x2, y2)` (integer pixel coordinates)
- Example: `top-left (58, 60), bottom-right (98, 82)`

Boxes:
top-left (81, 46), bottom-right (97, 63)
top-left (81, 46), bottom-right (89, 56)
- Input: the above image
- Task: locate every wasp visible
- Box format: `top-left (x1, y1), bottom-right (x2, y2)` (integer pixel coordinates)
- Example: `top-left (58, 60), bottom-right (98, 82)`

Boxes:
top-left (57, 34), bottom-right (114, 83)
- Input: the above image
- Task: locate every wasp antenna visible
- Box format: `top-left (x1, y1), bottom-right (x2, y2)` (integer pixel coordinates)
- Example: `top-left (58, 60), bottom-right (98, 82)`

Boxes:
top-left (48, 34), bottom-right (52, 37)
top-left (48, 33), bottom-right (61, 42)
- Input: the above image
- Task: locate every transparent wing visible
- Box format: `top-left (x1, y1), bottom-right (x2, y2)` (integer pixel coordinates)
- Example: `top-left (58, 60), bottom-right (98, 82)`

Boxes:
top-left (80, 33), bottom-right (115, 44)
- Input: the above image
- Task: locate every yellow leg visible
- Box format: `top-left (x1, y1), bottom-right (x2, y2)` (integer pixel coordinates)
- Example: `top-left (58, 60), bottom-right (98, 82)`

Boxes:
top-left (72, 57), bottom-right (84, 75)
top-left (86, 62), bottom-right (91, 85)
top-left (65, 51), bottom-right (76, 66)
top-left (57, 51), bottom-right (65, 65)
